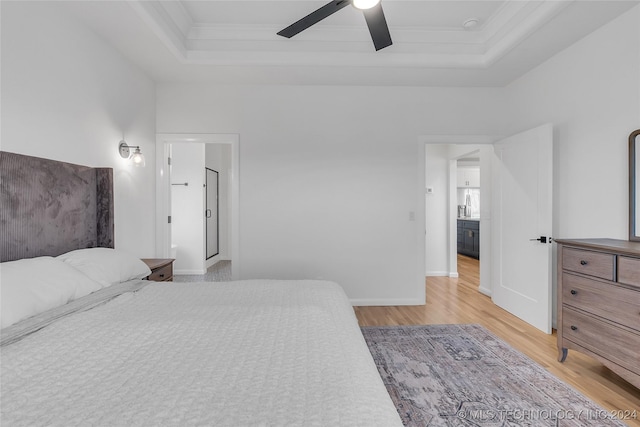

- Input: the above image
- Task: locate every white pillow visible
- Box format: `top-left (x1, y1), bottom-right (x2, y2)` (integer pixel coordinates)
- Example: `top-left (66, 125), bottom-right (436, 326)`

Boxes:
top-left (57, 248), bottom-right (151, 288)
top-left (1, 257), bottom-right (103, 329)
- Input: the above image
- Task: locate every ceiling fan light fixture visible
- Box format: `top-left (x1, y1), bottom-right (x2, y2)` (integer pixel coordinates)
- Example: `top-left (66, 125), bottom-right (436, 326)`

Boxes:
top-left (352, 0), bottom-right (381, 11)
top-left (277, 0), bottom-right (391, 51)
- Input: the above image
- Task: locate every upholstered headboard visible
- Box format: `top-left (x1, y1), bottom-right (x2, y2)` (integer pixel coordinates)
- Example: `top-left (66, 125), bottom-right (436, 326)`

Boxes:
top-left (0, 151), bottom-right (114, 262)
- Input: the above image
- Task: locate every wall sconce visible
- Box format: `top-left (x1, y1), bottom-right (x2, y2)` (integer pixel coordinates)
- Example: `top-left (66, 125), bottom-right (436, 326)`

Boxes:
top-left (118, 140), bottom-right (145, 167)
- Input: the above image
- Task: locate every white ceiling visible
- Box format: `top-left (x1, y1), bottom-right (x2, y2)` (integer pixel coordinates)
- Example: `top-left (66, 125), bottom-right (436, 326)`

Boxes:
top-left (65, 0), bottom-right (638, 86)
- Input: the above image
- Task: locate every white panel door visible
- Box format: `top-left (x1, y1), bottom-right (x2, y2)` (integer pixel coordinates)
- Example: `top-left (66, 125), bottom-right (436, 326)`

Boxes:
top-left (492, 124), bottom-right (553, 333)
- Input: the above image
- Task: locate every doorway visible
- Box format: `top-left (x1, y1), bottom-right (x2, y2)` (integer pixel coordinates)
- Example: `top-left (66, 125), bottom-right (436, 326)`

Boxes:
top-left (455, 154), bottom-right (481, 289)
top-left (155, 133), bottom-right (240, 279)
top-left (422, 139), bottom-right (492, 297)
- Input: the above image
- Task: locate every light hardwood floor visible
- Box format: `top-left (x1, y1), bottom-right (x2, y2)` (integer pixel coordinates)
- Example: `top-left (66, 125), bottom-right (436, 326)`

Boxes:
top-left (354, 255), bottom-right (640, 426)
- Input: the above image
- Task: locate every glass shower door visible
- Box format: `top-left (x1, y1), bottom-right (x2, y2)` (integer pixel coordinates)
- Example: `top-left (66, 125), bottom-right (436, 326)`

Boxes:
top-left (205, 168), bottom-right (219, 259)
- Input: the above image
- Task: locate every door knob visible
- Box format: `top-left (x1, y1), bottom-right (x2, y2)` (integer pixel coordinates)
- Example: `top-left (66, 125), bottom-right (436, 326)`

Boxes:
top-left (529, 236), bottom-right (547, 243)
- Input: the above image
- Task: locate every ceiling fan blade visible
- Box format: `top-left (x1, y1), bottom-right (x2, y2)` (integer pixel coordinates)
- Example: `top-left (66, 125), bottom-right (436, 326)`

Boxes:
top-left (277, 0), bottom-right (351, 39)
top-left (362, 3), bottom-right (392, 51)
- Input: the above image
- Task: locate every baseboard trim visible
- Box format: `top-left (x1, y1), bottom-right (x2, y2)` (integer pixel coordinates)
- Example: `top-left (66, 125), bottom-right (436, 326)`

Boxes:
top-left (350, 298), bottom-right (425, 307)
top-left (174, 269), bottom-right (207, 275)
top-left (206, 256), bottom-right (230, 269)
top-left (478, 286), bottom-right (492, 297)
top-left (426, 271), bottom-right (450, 277)
top-left (449, 272), bottom-right (459, 278)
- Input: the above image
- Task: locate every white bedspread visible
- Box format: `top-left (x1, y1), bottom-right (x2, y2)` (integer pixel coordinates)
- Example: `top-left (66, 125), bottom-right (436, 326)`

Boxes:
top-left (1, 280), bottom-right (402, 427)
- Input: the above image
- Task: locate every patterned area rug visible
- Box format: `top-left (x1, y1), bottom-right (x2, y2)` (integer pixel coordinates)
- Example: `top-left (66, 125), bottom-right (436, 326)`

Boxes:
top-left (362, 324), bottom-right (626, 426)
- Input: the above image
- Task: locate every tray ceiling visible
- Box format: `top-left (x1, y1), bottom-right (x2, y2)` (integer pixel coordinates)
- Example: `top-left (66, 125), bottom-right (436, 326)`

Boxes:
top-left (65, 0), bottom-right (638, 86)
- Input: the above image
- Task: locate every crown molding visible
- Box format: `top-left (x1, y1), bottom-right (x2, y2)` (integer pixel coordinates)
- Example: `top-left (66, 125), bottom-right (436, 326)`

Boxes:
top-left (128, 1), bottom-right (189, 62)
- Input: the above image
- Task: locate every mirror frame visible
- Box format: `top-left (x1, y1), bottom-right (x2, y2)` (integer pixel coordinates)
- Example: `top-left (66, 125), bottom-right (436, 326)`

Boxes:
top-left (630, 129), bottom-right (640, 241)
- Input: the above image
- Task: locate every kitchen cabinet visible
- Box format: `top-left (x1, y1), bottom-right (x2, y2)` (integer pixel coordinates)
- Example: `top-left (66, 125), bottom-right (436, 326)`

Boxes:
top-left (457, 167), bottom-right (480, 187)
top-left (457, 220), bottom-right (480, 259)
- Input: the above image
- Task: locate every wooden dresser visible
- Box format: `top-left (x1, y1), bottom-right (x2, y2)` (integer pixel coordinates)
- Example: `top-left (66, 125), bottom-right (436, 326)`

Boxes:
top-left (141, 258), bottom-right (175, 282)
top-left (556, 238), bottom-right (640, 389)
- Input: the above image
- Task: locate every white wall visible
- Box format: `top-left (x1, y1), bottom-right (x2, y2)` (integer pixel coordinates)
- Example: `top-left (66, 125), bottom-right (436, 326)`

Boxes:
top-left (157, 85), bottom-right (503, 304)
top-left (504, 5), bottom-right (640, 241)
top-left (171, 143), bottom-right (206, 274)
top-left (1, 1), bottom-right (156, 257)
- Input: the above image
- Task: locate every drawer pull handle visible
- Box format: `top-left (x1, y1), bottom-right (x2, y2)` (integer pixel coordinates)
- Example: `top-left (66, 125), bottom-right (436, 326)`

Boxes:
top-left (570, 289), bottom-right (577, 295)
top-left (570, 325), bottom-right (578, 331)
top-left (159, 274), bottom-right (165, 278)
top-left (580, 260), bottom-right (588, 266)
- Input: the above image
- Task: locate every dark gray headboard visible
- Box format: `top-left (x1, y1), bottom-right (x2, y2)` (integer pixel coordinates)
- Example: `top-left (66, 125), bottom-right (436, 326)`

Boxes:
top-left (0, 151), bottom-right (114, 262)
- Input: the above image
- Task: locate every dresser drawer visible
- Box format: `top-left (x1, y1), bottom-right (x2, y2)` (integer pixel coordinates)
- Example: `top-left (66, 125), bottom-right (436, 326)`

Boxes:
top-left (148, 263), bottom-right (173, 281)
top-left (618, 256), bottom-right (640, 290)
top-left (563, 307), bottom-right (640, 374)
top-left (562, 273), bottom-right (640, 332)
top-left (562, 247), bottom-right (615, 281)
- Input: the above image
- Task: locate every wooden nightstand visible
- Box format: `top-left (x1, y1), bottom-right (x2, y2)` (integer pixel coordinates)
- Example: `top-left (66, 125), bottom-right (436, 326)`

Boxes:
top-left (141, 258), bottom-right (175, 282)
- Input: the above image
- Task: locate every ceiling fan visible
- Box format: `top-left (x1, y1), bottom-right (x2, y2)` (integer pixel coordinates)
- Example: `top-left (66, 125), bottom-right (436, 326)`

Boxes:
top-left (277, 0), bottom-right (392, 51)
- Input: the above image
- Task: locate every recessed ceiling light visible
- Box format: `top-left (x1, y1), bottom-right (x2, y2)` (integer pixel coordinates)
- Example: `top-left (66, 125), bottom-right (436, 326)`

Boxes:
top-left (463, 18), bottom-right (480, 30)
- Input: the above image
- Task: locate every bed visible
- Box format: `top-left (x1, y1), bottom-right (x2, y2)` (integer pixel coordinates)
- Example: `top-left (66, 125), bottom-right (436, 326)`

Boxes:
top-left (0, 151), bottom-right (402, 426)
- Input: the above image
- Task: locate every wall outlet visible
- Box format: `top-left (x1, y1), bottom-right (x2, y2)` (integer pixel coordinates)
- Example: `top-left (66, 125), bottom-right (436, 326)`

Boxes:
top-left (426, 187), bottom-right (434, 194)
